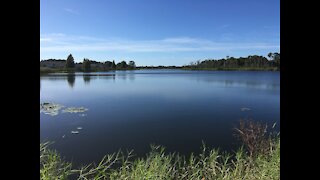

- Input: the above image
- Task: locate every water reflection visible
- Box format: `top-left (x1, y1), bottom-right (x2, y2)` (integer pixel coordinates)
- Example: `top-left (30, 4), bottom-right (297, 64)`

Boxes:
top-left (194, 76), bottom-right (279, 90)
top-left (41, 70), bottom-right (279, 166)
top-left (67, 73), bottom-right (75, 88)
top-left (224, 80), bottom-right (234, 86)
top-left (129, 73), bottom-right (135, 81)
top-left (83, 75), bottom-right (91, 84)
top-left (114, 71), bottom-right (136, 81)
top-left (40, 73), bottom-right (118, 88)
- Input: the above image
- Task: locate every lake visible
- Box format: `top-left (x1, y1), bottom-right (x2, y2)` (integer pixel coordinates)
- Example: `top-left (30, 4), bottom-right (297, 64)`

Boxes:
top-left (40, 69), bottom-right (280, 167)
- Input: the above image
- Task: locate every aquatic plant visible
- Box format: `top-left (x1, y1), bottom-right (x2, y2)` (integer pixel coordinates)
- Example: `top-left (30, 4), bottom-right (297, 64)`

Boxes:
top-left (40, 102), bottom-right (64, 116)
top-left (40, 102), bottom-right (88, 116)
top-left (62, 107), bottom-right (88, 113)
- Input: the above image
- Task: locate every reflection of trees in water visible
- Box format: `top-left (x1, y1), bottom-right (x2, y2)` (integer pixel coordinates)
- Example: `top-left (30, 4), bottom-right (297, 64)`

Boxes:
top-left (40, 76), bottom-right (67, 81)
top-left (95, 74), bottom-right (116, 82)
top-left (266, 83), bottom-right (280, 89)
top-left (224, 80), bottom-right (234, 86)
top-left (128, 73), bottom-right (135, 81)
top-left (118, 74), bottom-right (127, 80)
top-left (116, 72), bottom-right (135, 81)
top-left (194, 76), bottom-right (279, 90)
top-left (83, 75), bottom-right (91, 84)
top-left (82, 74), bottom-right (117, 84)
top-left (67, 73), bottom-right (75, 88)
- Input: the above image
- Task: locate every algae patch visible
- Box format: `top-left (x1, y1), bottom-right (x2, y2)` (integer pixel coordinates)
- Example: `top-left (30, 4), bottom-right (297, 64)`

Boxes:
top-left (62, 107), bottom-right (88, 113)
top-left (240, 107), bottom-right (251, 111)
top-left (40, 102), bottom-right (88, 116)
top-left (40, 103), bottom-right (64, 116)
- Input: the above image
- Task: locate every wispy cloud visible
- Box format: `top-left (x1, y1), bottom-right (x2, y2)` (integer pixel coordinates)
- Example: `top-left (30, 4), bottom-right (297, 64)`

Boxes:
top-left (64, 8), bottom-right (79, 15)
top-left (40, 38), bottom-right (52, 42)
top-left (40, 34), bottom-right (279, 53)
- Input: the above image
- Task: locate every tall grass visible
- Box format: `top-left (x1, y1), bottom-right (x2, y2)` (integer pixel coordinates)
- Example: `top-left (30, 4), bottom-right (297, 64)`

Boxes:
top-left (40, 121), bottom-right (280, 179)
top-left (40, 142), bottom-right (72, 180)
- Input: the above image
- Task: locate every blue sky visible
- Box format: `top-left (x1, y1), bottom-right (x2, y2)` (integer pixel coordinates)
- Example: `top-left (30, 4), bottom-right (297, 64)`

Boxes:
top-left (40, 0), bottom-right (280, 66)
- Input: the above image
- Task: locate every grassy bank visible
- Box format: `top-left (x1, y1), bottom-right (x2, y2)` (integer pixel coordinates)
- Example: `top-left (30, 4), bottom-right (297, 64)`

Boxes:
top-left (40, 138), bottom-right (279, 179)
top-left (40, 120), bottom-right (280, 179)
top-left (40, 67), bottom-right (73, 75)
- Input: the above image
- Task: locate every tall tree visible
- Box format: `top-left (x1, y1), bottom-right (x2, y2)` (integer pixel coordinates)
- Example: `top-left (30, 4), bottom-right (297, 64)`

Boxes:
top-left (66, 54), bottom-right (75, 68)
top-left (112, 60), bottom-right (116, 69)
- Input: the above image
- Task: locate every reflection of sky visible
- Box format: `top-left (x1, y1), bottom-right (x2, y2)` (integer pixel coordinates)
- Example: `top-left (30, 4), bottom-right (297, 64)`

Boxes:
top-left (40, 70), bottom-right (279, 124)
top-left (40, 70), bottom-right (279, 165)
top-left (41, 71), bottom-right (279, 101)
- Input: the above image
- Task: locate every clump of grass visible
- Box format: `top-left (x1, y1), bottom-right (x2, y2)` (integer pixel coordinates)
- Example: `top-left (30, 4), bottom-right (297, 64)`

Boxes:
top-left (40, 142), bottom-right (72, 180)
top-left (40, 121), bottom-right (280, 179)
top-left (234, 119), bottom-right (279, 157)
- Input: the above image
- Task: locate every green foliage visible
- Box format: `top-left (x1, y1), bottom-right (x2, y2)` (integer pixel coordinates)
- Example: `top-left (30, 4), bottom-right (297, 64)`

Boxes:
top-left (112, 60), bottom-right (116, 69)
top-left (40, 138), bottom-right (280, 179)
top-left (184, 53), bottom-right (280, 70)
top-left (40, 142), bottom-right (72, 180)
top-left (65, 54), bottom-right (75, 68)
top-left (116, 61), bottom-right (128, 69)
top-left (128, 61), bottom-right (136, 69)
top-left (82, 58), bottom-right (91, 72)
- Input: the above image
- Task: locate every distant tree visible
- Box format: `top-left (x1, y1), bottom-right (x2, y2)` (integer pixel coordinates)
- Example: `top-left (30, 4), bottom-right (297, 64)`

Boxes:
top-left (184, 53), bottom-right (278, 70)
top-left (116, 61), bottom-right (128, 69)
top-left (104, 61), bottom-right (112, 69)
top-left (112, 60), bottom-right (116, 69)
top-left (267, 52), bottom-right (273, 60)
top-left (128, 61), bottom-right (136, 69)
top-left (65, 54), bottom-right (75, 68)
top-left (273, 53), bottom-right (280, 61)
top-left (82, 58), bottom-right (91, 72)
top-left (273, 53), bottom-right (280, 68)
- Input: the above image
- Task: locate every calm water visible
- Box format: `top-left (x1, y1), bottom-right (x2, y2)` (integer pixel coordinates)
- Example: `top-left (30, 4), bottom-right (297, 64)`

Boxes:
top-left (40, 70), bottom-right (280, 166)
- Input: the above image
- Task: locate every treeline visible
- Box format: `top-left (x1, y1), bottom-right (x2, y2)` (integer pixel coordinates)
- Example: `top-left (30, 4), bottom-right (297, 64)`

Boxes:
top-left (183, 52), bottom-right (280, 71)
top-left (137, 66), bottom-right (182, 69)
top-left (41, 52), bottom-right (280, 73)
top-left (40, 54), bottom-right (136, 72)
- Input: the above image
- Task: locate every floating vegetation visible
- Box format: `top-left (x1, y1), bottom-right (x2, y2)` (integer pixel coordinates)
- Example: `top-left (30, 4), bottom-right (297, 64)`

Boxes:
top-left (40, 102), bottom-right (64, 116)
top-left (240, 107), bottom-right (251, 111)
top-left (40, 102), bottom-right (88, 116)
top-left (71, 131), bottom-right (79, 134)
top-left (63, 107), bottom-right (88, 113)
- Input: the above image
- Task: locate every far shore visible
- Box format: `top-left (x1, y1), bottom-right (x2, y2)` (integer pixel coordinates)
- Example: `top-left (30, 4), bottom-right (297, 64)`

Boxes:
top-left (40, 67), bottom-right (279, 75)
